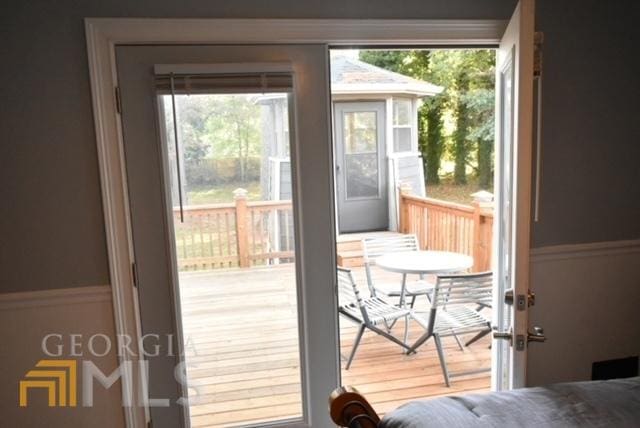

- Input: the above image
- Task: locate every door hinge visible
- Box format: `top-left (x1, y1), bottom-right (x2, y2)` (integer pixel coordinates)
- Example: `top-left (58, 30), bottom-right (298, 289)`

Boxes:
top-left (131, 262), bottom-right (139, 288)
top-left (115, 86), bottom-right (123, 114)
top-left (534, 31), bottom-right (544, 78)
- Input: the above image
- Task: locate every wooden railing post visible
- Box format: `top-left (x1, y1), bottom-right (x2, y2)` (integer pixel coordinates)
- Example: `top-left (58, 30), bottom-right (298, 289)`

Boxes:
top-left (398, 184), bottom-right (411, 234)
top-left (234, 188), bottom-right (250, 268)
top-left (472, 201), bottom-right (483, 272)
top-left (471, 191), bottom-right (494, 272)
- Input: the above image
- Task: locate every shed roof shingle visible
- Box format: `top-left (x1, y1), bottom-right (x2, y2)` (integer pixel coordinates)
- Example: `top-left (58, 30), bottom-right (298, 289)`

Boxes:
top-left (330, 55), bottom-right (443, 97)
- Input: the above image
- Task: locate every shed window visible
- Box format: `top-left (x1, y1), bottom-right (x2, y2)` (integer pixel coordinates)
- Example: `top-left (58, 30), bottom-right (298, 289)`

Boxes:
top-left (392, 99), bottom-right (412, 152)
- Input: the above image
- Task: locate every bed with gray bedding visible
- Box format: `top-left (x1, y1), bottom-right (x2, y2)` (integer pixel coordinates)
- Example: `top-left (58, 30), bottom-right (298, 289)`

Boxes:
top-left (379, 377), bottom-right (640, 428)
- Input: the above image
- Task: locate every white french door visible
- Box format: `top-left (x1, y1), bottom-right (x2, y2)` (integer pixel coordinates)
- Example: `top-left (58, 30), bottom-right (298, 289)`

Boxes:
top-left (492, 0), bottom-right (536, 390)
top-left (115, 45), bottom-right (339, 427)
top-left (87, 11), bottom-right (537, 428)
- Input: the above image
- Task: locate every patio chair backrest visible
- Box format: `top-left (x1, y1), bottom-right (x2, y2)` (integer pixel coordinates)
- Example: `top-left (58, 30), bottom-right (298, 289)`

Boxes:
top-left (361, 234), bottom-right (420, 293)
top-left (337, 267), bottom-right (369, 323)
top-left (416, 272), bottom-right (493, 337)
top-left (432, 272), bottom-right (493, 309)
top-left (362, 234), bottom-right (420, 262)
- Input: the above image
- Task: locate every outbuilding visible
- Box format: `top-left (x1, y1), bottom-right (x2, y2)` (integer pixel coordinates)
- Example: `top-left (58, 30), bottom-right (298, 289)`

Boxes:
top-left (259, 54), bottom-right (443, 233)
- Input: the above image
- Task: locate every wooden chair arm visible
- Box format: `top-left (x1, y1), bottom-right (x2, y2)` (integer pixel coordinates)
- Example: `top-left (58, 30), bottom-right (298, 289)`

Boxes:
top-left (329, 386), bottom-right (381, 428)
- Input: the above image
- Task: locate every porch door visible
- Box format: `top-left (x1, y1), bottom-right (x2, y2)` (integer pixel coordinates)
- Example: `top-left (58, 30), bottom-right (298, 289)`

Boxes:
top-left (115, 45), bottom-right (338, 427)
top-left (334, 102), bottom-right (388, 233)
top-left (492, 0), bottom-right (536, 390)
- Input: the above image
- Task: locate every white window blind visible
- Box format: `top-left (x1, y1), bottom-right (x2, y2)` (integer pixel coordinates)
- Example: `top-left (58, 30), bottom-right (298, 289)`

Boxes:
top-left (154, 63), bottom-right (294, 94)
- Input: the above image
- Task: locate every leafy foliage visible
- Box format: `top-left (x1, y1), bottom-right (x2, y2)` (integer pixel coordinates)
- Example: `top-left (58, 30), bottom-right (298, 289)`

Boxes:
top-left (164, 94), bottom-right (262, 186)
top-left (421, 97), bottom-right (445, 184)
top-left (359, 49), bottom-right (495, 188)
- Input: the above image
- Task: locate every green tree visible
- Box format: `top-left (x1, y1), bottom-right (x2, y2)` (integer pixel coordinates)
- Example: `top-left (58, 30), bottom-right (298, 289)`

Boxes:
top-left (421, 97), bottom-right (445, 184)
top-left (465, 88), bottom-right (495, 188)
top-left (205, 95), bottom-right (261, 180)
top-left (166, 94), bottom-right (261, 185)
top-left (453, 70), bottom-right (471, 184)
top-left (360, 49), bottom-right (495, 188)
top-left (426, 50), bottom-right (495, 186)
top-left (359, 51), bottom-right (409, 73)
top-left (460, 50), bottom-right (495, 188)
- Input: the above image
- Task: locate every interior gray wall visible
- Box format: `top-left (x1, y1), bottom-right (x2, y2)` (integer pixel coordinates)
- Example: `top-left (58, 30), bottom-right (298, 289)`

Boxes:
top-left (532, 0), bottom-right (640, 247)
top-left (1, 0), bottom-right (638, 293)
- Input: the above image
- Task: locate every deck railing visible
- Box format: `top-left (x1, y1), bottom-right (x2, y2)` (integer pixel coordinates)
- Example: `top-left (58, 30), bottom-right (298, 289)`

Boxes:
top-left (175, 188), bottom-right (493, 272)
top-left (173, 189), bottom-right (294, 270)
top-left (399, 192), bottom-right (494, 272)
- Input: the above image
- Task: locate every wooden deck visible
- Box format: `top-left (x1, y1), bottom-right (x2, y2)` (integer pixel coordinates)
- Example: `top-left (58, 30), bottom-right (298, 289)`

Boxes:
top-left (178, 265), bottom-right (491, 428)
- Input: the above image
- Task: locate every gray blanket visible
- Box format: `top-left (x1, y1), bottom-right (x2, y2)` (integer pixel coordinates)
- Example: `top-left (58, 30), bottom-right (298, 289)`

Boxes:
top-left (380, 377), bottom-right (640, 428)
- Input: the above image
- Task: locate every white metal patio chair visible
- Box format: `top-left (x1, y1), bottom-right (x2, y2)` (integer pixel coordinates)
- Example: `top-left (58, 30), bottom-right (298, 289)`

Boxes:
top-left (362, 234), bottom-right (433, 308)
top-left (408, 272), bottom-right (493, 386)
top-left (337, 267), bottom-right (412, 370)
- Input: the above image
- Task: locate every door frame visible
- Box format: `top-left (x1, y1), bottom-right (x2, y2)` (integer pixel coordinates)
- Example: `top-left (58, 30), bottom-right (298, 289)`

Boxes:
top-left (85, 16), bottom-right (526, 428)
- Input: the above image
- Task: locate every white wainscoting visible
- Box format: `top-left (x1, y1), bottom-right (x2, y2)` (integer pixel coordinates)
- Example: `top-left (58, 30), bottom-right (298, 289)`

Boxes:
top-left (2, 240), bottom-right (639, 425)
top-left (527, 239), bottom-right (640, 386)
top-left (0, 285), bottom-right (126, 428)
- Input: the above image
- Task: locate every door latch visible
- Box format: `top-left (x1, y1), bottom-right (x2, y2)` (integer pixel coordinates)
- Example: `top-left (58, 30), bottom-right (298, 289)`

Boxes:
top-left (504, 289), bottom-right (536, 310)
top-left (504, 288), bottom-right (514, 305)
top-left (493, 327), bottom-right (512, 344)
top-left (504, 289), bottom-right (526, 311)
top-left (493, 328), bottom-right (526, 351)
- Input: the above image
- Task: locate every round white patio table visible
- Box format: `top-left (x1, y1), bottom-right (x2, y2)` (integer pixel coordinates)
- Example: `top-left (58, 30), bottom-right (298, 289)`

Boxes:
top-left (376, 250), bottom-right (473, 307)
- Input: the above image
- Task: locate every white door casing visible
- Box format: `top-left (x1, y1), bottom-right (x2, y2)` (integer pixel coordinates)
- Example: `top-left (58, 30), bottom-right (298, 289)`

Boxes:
top-left (84, 18), bottom-right (517, 428)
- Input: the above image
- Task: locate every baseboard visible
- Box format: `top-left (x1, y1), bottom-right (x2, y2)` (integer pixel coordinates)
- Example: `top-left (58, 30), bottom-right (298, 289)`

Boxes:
top-left (0, 285), bottom-right (111, 310)
top-left (530, 239), bottom-right (640, 262)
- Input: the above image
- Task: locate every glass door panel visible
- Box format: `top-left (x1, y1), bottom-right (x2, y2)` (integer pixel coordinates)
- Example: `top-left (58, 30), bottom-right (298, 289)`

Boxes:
top-left (115, 44), bottom-right (337, 428)
top-left (343, 111), bottom-right (380, 199)
top-left (159, 92), bottom-right (302, 427)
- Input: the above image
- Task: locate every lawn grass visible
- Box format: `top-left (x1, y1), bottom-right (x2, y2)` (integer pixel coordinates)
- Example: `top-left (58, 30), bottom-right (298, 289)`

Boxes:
top-left (187, 181), bottom-right (262, 205)
top-left (186, 178), bottom-right (490, 206)
top-left (425, 176), bottom-right (492, 205)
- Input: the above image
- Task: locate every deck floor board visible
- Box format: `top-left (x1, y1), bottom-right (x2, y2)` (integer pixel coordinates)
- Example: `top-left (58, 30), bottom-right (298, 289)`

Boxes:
top-left (179, 265), bottom-right (490, 427)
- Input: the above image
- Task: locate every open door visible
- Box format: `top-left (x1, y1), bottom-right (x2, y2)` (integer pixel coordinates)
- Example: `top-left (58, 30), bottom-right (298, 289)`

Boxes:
top-left (492, 0), bottom-right (536, 391)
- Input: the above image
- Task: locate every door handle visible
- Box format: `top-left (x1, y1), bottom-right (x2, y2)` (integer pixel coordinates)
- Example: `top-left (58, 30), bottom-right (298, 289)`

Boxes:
top-left (527, 326), bottom-right (546, 344)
